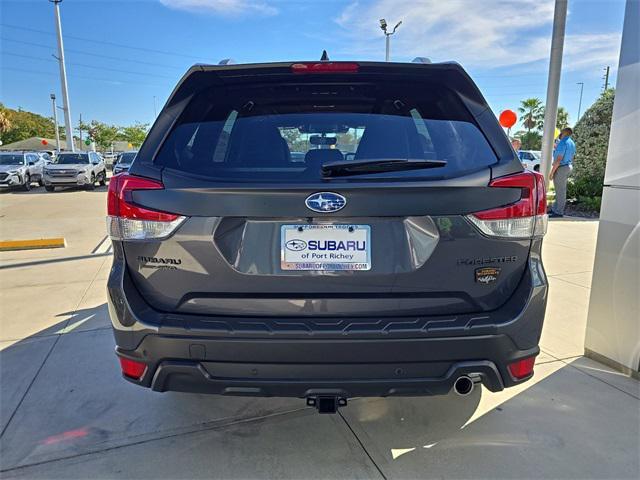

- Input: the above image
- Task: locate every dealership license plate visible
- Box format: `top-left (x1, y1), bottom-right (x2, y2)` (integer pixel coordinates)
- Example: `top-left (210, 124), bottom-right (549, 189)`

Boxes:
top-left (281, 224), bottom-right (371, 271)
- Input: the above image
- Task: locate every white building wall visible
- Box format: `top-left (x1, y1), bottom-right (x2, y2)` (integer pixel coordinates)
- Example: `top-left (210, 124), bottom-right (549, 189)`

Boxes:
top-left (584, 0), bottom-right (640, 375)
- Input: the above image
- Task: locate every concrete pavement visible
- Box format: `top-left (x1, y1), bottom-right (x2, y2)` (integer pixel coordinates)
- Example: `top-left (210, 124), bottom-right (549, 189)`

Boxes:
top-left (1, 186), bottom-right (638, 479)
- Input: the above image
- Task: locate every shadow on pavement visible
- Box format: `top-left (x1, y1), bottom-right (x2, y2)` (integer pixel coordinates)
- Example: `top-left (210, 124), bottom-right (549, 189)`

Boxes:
top-left (0, 253), bottom-right (113, 271)
top-left (0, 184), bottom-right (109, 195)
top-left (1, 302), bottom-right (638, 479)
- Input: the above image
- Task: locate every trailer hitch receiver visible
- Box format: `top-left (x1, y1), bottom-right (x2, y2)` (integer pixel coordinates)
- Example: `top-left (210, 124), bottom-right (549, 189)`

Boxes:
top-left (307, 396), bottom-right (347, 414)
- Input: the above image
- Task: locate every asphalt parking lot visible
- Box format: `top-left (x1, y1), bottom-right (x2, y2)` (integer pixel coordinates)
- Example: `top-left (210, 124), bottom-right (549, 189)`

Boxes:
top-left (1, 181), bottom-right (639, 479)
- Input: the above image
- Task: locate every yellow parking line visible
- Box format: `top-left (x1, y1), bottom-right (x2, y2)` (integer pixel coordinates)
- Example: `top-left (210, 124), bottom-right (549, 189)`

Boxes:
top-left (0, 238), bottom-right (66, 251)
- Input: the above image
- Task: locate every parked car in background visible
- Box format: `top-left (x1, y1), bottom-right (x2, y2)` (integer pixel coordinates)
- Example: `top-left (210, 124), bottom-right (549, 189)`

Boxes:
top-left (104, 152), bottom-right (118, 171)
top-left (518, 150), bottom-right (541, 171)
top-left (290, 151), bottom-right (305, 162)
top-left (0, 152), bottom-right (44, 190)
top-left (37, 151), bottom-right (53, 165)
top-left (107, 60), bottom-right (548, 413)
top-left (112, 151), bottom-right (137, 175)
top-left (44, 151), bottom-right (107, 191)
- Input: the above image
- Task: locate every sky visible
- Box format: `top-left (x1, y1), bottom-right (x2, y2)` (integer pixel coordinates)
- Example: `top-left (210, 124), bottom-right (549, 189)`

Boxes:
top-left (0, 0), bottom-right (626, 131)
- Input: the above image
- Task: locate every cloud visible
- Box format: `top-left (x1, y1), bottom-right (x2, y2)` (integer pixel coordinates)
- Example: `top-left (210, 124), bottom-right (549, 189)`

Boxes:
top-left (563, 33), bottom-right (621, 72)
top-left (158, 0), bottom-right (278, 17)
top-left (333, 0), bottom-right (620, 72)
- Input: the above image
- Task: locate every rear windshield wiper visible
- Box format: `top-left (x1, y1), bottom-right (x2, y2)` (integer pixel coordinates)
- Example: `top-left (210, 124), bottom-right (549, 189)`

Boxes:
top-left (321, 158), bottom-right (447, 177)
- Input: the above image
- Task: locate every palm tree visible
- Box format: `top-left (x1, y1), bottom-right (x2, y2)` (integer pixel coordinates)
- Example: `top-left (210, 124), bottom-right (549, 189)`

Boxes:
top-left (0, 108), bottom-right (11, 140)
top-left (556, 107), bottom-right (570, 129)
top-left (518, 98), bottom-right (544, 133)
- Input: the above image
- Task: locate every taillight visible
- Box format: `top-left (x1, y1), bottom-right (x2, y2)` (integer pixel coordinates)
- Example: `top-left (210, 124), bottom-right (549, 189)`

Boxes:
top-left (508, 356), bottom-right (536, 380)
top-left (119, 357), bottom-right (147, 380)
top-left (291, 62), bottom-right (359, 74)
top-left (107, 174), bottom-right (185, 240)
top-left (467, 171), bottom-right (547, 239)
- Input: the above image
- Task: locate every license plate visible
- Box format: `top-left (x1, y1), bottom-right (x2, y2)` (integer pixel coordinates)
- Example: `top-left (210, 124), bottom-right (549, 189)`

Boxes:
top-left (281, 224), bottom-right (371, 271)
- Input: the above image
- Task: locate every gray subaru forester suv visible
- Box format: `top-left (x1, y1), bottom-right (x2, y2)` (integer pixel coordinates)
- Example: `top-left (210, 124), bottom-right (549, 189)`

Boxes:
top-left (107, 60), bottom-right (548, 413)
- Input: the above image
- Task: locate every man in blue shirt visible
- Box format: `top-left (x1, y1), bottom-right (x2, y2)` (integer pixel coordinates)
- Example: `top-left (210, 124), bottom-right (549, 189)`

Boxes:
top-left (549, 127), bottom-right (576, 217)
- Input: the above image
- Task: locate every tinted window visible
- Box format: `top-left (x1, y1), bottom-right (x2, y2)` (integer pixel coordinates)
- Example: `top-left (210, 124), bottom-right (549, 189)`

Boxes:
top-left (56, 154), bottom-right (90, 164)
top-left (155, 81), bottom-right (497, 182)
top-left (118, 152), bottom-right (137, 165)
top-left (0, 154), bottom-right (25, 165)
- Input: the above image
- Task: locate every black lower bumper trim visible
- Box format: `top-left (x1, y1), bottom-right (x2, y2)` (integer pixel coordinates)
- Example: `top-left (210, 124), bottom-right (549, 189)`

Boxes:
top-left (149, 359), bottom-right (504, 398)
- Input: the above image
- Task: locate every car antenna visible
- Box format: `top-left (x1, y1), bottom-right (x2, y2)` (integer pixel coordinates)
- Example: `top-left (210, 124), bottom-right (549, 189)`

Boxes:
top-left (320, 50), bottom-right (330, 61)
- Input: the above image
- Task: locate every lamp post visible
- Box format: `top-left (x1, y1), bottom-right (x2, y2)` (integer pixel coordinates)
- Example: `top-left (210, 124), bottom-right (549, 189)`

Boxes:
top-left (49, 0), bottom-right (74, 152)
top-left (379, 19), bottom-right (402, 61)
top-left (576, 82), bottom-right (585, 121)
top-left (50, 93), bottom-right (61, 153)
top-left (540, 0), bottom-right (568, 184)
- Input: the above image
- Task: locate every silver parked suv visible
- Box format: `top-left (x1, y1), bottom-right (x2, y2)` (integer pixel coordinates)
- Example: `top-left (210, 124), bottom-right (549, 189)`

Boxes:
top-left (0, 152), bottom-right (44, 190)
top-left (44, 151), bottom-right (107, 191)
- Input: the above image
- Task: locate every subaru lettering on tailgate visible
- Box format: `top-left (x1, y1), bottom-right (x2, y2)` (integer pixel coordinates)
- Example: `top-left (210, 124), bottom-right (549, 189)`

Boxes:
top-left (281, 224), bottom-right (371, 271)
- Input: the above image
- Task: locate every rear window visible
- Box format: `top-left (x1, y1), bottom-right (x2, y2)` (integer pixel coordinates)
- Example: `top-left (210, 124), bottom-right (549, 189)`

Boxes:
top-left (155, 81), bottom-right (497, 182)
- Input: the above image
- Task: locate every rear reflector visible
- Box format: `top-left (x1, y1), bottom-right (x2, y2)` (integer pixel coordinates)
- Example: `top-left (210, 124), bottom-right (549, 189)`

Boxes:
top-left (467, 171), bottom-right (547, 239)
top-left (119, 357), bottom-right (147, 380)
top-left (291, 62), bottom-right (359, 74)
top-left (508, 356), bottom-right (536, 380)
top-left (107, 174), bottom-right (185, 241)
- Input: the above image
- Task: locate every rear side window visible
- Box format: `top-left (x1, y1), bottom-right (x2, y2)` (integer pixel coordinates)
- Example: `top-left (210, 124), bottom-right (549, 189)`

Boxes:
top-left (155, 81), bottom-right (497, 182)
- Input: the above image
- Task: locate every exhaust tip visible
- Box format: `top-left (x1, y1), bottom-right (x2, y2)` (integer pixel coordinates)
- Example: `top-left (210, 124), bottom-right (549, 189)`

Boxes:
top-left (453, 376), bottom-right (474, 396)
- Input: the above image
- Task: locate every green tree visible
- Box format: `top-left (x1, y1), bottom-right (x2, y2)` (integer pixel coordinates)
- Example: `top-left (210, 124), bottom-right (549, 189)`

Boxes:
top-left (518, 98), bottom-right (544, 133)
top-left (77, 119), bottom-right (91, 143)
top-left (120, 123), bottom-right (149, 148)
top-left (556, 107), bottom-right (570, 129)
top-left (569, 89), bottom-right (615, 203)
top-left (0, 104), bottom-right (57, 144)
top-left (280, 127), bottom-right (308, 153)
top-left (0, 106), bottom-right (12, 143)
top-left (86, 120), bottom-right (121, 150)
top-left (515, 130), bottom-right (542, 150)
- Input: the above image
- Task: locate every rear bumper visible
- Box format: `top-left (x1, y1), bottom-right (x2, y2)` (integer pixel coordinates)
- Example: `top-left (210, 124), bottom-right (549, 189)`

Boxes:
top-left (108, 240), bottom-right (548, 398)
top-left (151, 359), bottom-right (506, 397)
top-left (121, 336), bottom-right (537, 397)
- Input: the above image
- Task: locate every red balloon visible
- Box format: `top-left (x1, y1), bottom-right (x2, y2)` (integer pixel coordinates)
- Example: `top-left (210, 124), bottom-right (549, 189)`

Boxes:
top-left (41, 139), bottom-right (48, 145)
top-left (499, 110), bottom-right (517, 128)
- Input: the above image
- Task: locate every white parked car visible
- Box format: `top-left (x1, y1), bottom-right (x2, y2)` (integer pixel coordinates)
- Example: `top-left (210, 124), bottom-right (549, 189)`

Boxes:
top-left (518, 150), bottom-right (541, 171)
top-left (44, 151), bottom-right (107, 191)
top-left (0, 151), bottom-right (44, 190)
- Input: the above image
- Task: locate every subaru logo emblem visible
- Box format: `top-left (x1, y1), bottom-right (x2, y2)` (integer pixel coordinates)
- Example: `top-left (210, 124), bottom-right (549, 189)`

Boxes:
top-left (305, 192), bottom-right (346, 213)
top-left (285, 239), bottom-right (307, 251)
